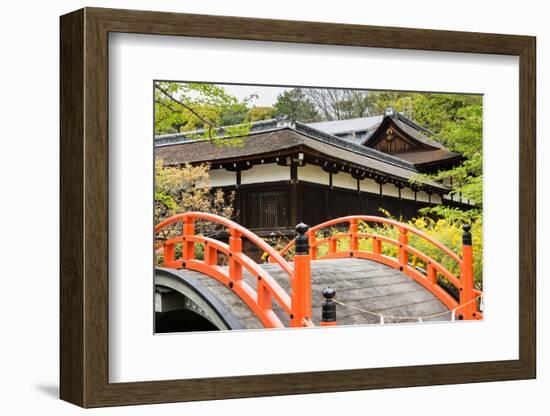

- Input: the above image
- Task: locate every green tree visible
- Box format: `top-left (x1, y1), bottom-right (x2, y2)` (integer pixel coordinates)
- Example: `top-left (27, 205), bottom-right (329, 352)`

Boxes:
top-left (155, 159), bottom-right (234, 234)
top-left (273, 88), bottom-right (321, 122)
top-left (154, 82), bottom-right (251, 145)
top-left (369, 91), bottom-right (483, 209)
top-left (218, 102), bottom-right (249, 126)
top-left (246, 106), bottom-right (275, 122)
top-left (303, 88), bottom-right (372, 120)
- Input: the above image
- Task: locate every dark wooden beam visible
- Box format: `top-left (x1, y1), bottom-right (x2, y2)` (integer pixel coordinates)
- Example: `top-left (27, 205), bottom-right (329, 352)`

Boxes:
top-left (290, 163), bottom-right (298, 227)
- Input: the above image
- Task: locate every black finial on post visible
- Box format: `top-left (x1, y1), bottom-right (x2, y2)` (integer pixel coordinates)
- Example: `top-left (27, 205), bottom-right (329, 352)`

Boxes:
top-left (462, 223), bottom-right (472, 246)
top-left (295, 223), bottom-right (309, 255)
top-left (321, 287), bottom-right (337, 325)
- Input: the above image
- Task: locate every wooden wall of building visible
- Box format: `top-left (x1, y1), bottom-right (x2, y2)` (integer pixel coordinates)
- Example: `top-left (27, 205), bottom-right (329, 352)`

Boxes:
top-left (222, 181), bottom-right (447, 234)
top-left (209, 163), bottom-right (473, 234)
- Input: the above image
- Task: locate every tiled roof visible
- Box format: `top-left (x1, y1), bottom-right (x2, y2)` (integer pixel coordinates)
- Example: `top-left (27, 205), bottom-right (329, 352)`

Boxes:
top-left (154, 108), bottom-right (462, 184)
top-left (394, 149), bottom-right (462, 166)
top-left (156, 128), bottom-right (448, 192)
top-left (306, 115), bottom-right (383, 135)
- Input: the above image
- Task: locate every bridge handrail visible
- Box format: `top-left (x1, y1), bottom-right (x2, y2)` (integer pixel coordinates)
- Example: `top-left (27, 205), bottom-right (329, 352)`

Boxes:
top-left (156, 212), bottom-right (294, 276)
top-left (278, 215), bottom-right (480, 320)
top-left (155, 212), bottom-right (312, 328)
top-left (279, 215), bottom-right (462, 265)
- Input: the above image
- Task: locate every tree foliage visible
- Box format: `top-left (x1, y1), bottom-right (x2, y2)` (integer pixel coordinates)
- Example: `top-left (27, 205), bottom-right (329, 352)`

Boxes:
top-left (302, 88), bottom-right (372, 120)
top-left (273, 88), bottom-right (376, 122)
top-left (155, 82), bottom-right (253, 145)
top-left (155, 82), bottom-right (278, 144)
top-left (246, 106), bottom-right (275, 122)
top-left (155, 160), bottom-right (234, 235)
top-left (368, 92), bottom-right (483, 208)
top-left (273, 88), bottom-right (320, 122)
top-left (218, 102), bottom-right (249, 127)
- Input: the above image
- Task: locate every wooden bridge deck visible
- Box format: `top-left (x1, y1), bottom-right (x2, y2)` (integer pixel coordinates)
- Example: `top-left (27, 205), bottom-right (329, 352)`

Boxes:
top-left (163, 258), bottom-right (451, 329)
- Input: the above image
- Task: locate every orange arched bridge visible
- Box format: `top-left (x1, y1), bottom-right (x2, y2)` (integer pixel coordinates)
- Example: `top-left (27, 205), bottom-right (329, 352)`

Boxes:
top-left (154, 213), bottom-right (482, 332)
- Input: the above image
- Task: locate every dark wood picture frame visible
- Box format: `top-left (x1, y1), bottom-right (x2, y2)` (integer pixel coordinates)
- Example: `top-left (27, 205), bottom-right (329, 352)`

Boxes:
top-left (60, 7), bottom-right (536, 408)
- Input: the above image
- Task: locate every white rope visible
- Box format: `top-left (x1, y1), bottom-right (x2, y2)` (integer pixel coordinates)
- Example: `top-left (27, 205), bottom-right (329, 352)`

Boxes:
top-left (333, 294), bottom-right (483, 322)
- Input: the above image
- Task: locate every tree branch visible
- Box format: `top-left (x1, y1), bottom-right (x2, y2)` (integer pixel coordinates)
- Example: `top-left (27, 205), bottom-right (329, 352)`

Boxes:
top-left (155, 84), bottom-right (221, 133)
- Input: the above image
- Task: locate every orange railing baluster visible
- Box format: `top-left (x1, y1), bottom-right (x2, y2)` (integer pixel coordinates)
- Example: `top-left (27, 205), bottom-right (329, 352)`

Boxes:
top-left (183, 217), bottom-right (195, 262)
top-left (257, 280), bottom-right (272, 311)
top-left (427, 262), bottom-right (437, 285)
top-left (328, 236), bottom-right (338, 255)
top-left (229, 229), bottom-right (243, 281)
top-left (349, 219), bottom-right (359, 252)
top-left (459, 224), bottom-right (477, 320)
top-left (373, 236), bottom-right (382, 255)
top-left (204, 242), bottom-right (217, 267)
top-left (398, 227), bottom-right (409, 269)
top-left (292, 223), bottom-right (312, 327)
top-left (308, 232), bottom-right (317, 260)
top-left (164, 242), bottom-right (176, 268)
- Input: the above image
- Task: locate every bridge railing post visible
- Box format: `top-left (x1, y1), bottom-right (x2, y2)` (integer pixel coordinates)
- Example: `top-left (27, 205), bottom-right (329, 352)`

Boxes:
top-left (163, 242), bottom-right (175, 267)
top-left (229, 229), bottom-right (243, 281)
top-left (427, 262), bottom-right (437, 285)
top-left (308, 232), bottom-right (317, 260)
top-left (292, 223), bottom-right (312, 327)
top-left (182, 217), bottom-right (195, 265)
top-left (204, 242), bottom-right (217, 266)
top-left (321, 288), bottom-right (337, 326)
top-left (349, 219), bottom-right (359, 252)
top-left (328, 236), bottom-right (337, 255)
top-left (398, 226), bottom-right (409, 269)
top-left (459, 224), bottom-right (476, 319)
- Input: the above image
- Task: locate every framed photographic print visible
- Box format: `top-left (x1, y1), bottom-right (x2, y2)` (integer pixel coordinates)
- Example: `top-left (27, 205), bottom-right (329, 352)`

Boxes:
top-left (60, 7), bottom-right (536, 408)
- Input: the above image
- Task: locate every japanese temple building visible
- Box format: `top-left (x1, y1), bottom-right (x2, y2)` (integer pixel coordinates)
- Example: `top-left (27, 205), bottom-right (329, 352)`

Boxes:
top-left (155, 107), bottom-right (474, 237)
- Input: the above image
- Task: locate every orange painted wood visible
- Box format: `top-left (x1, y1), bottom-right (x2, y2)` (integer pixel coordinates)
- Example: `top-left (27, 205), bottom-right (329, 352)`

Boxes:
top-left (155, 212), bottom-right (301, 328)
top-left (279, 215), bottom-right (480, 320)
top-left (292, 254), bottom-right (312, 326)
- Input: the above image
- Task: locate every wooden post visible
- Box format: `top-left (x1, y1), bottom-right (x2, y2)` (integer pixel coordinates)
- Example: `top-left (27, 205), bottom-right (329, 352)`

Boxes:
top-left (182, 217), bottom-right (195, 263)
top-left (292, 223), bottom-right (312, 327)
top-left (329, 236), bottom-right (337, 255)
top-left (398, 227), bottom-right (409, 269)
top-left (308, 231), bottom-right (317, 260)
top-left (396, 183), bottom-right (404, 218)
top-left (290, 162), bottom-right (298, 228)
top-left (372, 236), bottom-right (382, 256)
top-left (459, 224), bottom-right (476, 319)
top-left (235, 169), bottom-right (242, 225)
top-left (204, 243), bottom-right (217, 267)
top-left (427, 263), bottom-right (437, 285)
top-left (349, 219), bottom-right (359, 252)
top-left (321, 288), bottom-right (337, 326)
top-left (378, 180), bottom-right (383, 211)
top-left (256, 280), bottom-right (272, 311)
top-left (163, 242), bottom-right (175, 268)
top-left (229, 229), bottom-right (243, 281)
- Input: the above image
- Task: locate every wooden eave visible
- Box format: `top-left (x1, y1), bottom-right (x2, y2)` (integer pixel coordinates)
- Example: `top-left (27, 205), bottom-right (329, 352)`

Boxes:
top-left (363, 116), bottom-right (439, 152)
top-left (182, 144), bottom-right (448, 194)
